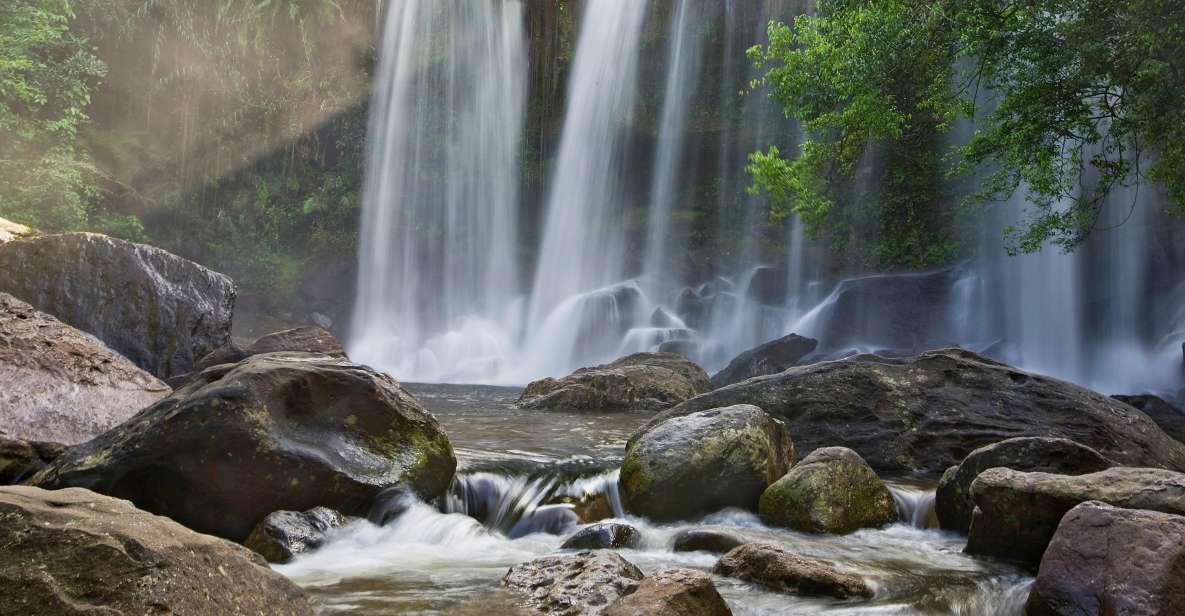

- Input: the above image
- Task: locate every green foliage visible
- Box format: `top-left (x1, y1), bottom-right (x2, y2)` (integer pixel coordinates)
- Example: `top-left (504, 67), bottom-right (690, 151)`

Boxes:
top-left (0, 0), bottom-right (107, 232)
top-left (748, 0), bottom-right (1185, 260)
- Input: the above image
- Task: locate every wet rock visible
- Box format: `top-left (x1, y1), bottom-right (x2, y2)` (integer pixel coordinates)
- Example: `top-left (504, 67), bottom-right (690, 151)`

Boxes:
top-left (1028, 502), bottom-right (1185, 611)
top-left (657, 339), bottom-right (699, 359)
top-left (650, 307), bottom-right (679, 328)
top-left (759, 447), bottom-right (897, 534)
top-left (646, 349), bottom-right (1185, 477)
top-left (966, 467), bottom-right (1185, 566)
top-left (31, 352), bottom-right (456, 542)
top-left (712, 542), bottom-right (872, 599)
top-left (603, 568), bottom-right (732, 616)
top-left (0, 438), bottom-right (65, 485)
top-left (672, 529), bottom-right (746, 554)
top-left (621, 404), bottom-right (794, 521)
top-left (243, 507), bottom-right (348, 563)
top-left (0, 292), bottom-right (170, 444)
top-left (675, 287), bottom-right (707, 329)
top-left (935, 437), bottom-right (1112, 533)
top-left (502, 550), bottom-right (644, 615)
top-left (517, 352), bottom-right (711, 413)
top-left (509, 505), bottom-right (580, 539)
top-left (561, 522), bottom-right (640, 550)
top-left (1026, 501), bottom-right (1185, 615)
top-left (710, 333), bottom-right (818, 389)
top-left (745, 266), bottom-right (789, 306)
top-left (0, 232), bottom-right (236, 379)
top-left (1113, 394), bottom-right (1185, 444)
top-left (0, 486), bottom-right (313, 615)
top-left (167, 325), bottom-right (346, 388)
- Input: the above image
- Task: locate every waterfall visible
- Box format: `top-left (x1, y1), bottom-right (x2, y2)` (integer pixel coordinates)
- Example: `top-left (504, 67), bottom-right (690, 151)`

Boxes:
top-left (350, 0), bottom-right (527, 383)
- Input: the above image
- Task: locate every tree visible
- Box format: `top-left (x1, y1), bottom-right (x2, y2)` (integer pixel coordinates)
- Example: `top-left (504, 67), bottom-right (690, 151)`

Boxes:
top-left (0, 0), bottom-right (112, 232)
top-left (748, 0), bottom-right (1185, 260)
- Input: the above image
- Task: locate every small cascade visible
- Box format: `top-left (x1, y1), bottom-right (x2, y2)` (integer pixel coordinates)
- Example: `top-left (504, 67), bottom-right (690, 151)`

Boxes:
top-left (888, 484), bottom-right (939, 530)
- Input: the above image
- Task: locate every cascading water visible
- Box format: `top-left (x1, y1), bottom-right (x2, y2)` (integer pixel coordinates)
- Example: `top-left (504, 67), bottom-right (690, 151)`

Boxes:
top-left (351, 0), bottom-right (527, 383)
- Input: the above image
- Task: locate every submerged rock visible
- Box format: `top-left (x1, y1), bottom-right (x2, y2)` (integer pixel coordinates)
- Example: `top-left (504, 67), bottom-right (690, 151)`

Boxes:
top-left (31, 352), bottom-right (456, 542)
top-left (1113, 394), bottom-right (1185, 444)
top-left (603, 568), bottom-right (732, 616)
top-left (561, 522), bottom-right (641, 550)
top-left (647, 349), bottom-right (1185, 477)
top-left (759, 447), bottom-right (897, 534)
top-left (0, 486), bottom-right (313, 615)
top-left (0, 292), bottom-right (169, 444)
top-left (517, 352), bottom-right (710, 412)
top-left (621, 404), bottom-right (794, 521)
top-left (0, 232), bottom-right (236, 379)
top-left (243, 507), bottom-right (348, 563)
top-left (0, 437), bottom-right (65, 485)
top-left (671, 529), bottom-right (746, 554)
top-left (502, 550), bottom-right (644, 615)
top-left (1026, 501), bottom-right (1185, 616)
top-left (966, 467), bottom-right (1185, 565)
top-left (935, 437), bottom-right (1112, 533)
top-left (712, 542), bottom-right (872, 599)
top-left (709, 333), bottom-right (818, 389)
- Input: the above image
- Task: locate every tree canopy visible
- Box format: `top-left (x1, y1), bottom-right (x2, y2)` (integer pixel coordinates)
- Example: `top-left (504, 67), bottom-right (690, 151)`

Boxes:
top-left (748, 0), bottom-right (1185, 263)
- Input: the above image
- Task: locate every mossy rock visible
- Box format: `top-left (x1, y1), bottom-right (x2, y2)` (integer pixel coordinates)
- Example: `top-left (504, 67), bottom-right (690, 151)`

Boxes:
top-left (759, 447), bottom-right (897, 534)
top-left (621, 404), bottom-right (794, 521)
top-left (30, 352), bottom-right (456, 542)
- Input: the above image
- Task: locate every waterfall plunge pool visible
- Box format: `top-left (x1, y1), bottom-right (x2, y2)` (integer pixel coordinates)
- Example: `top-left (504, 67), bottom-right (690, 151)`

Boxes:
top-left (276, 383), bottom-right (1032, 615)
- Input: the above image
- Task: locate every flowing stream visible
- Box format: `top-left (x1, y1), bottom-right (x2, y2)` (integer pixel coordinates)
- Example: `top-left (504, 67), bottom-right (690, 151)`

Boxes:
top-left (278, 384), bottom-right (1032, 615)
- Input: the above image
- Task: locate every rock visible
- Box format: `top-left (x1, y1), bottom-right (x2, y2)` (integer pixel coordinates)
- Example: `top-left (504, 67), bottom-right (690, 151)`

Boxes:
top-left (671, 529), bottom-right (746, 554)
top-left (935, 437), bottom-right (1113, 533)
top-left (805, 267), bottom-right (965, 354)
top-left (243, 507), bottom-right (348, 563)
top-left (675, 287), bottom-right (707, 329)
top-left (518, 352), bottom-right (711, 413)
top-left (603, 569), bottom-right (732, 616)
top-left (621, 404), bottom-right (793, 521)
top-left (502, 551), bottom-right (644, 615)
top-left (1025, 501), bottom-right (1185, 616)
top-left (0, 232), bottom-right (236, 378)
top-left (712, 543), bottom-right (872, 599)
top-left (647, 349), bottom-right (1185, 477)
top-left (709, 334), bottom-right (818, 389)
top-left (167, 326), bottom-right (347, 388)
top-left (31, 352), bottom-right (456, 542)
top-left (0, 486), bottom-right (312, 615)
top-left (759, 447), bottom-right (897, 534)
top-left (0, 438), bottom-right (65, 485)
top-left (0, 292), bottom-right (170, 444)
top-left (1114, 394), bottom-right (1185, 444)
top-left (745, 266), bottom-right (789, 306)
top-left (0, 217), bottom-right (34, 243)
top-left (650, 307), bottom-right (678, 328)
top-left (561, 522), bottom-right (641, 550)
top-left (966, 467), bottom-right (1185, 565)
top-left (656, 339), bottom-right (699, 358)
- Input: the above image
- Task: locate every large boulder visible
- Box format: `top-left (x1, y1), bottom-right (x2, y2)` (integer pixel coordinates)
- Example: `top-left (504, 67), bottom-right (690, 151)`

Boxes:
top-left (30, 352), bottom-right (456, 542)
top-left (0, 486), bottom-right (312, 615)
top-left (648, 349), bottom-right (1185, 477)
top-left (671, 529), bottom-right (746, 554)
top-left (621, 404), bottom-right (794, 521)
top-left (712, 542), bottom-right (872, 599)
top-left (759, 447), bottom-right (897, 534)
top-left (965, 467), bottom-right (1185, 565)
top-left (0, 437), bottom-right (65, 485)
top-left (1026, 501), bottom-right (1185, 616)
top-left (709, 334), bottom-right (818, 389)
top-left (935, 437), bottom-right (1113, 533)
top-left (0, 292), bottom-right (170, 444)
top-left (1113, 394), bottom-right (1185, 444)
top-left (0, 232), bottom-right (236, 378)
top-left (502, 551), bottom-right (644, 615)
top-left (166, 325), bottom-right (347, 388)
top-left (799, 267), bottom-right (965, 354)
top-left (561, 522), bottom-right (641, 550)
top-left (603, 569), bottom-right (732, 616)
top-left (243, 507), bottom-right (348, 563)
top-left (518, 352), bottom-right (711, 413)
